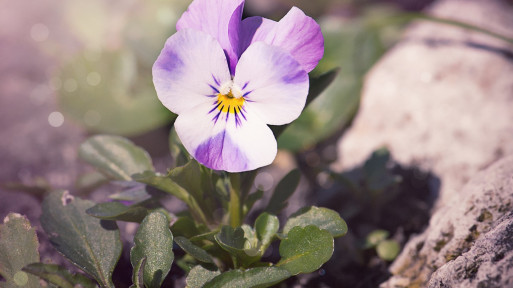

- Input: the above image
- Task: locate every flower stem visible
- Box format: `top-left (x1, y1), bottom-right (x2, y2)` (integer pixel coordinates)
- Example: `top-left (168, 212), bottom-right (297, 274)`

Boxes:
top-left (228, 173), bottom-right (242, 228)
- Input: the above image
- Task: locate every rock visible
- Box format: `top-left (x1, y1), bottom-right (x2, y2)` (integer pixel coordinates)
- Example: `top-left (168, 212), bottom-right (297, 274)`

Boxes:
top-left (382, 155), bottom-right (513, 287)
top-left (334, 0), bottom-right (513, 207)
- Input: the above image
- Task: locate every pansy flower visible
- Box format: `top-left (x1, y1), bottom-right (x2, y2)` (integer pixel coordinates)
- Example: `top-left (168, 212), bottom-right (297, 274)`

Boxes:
top-left (153, 0), bottom-right (324, 172)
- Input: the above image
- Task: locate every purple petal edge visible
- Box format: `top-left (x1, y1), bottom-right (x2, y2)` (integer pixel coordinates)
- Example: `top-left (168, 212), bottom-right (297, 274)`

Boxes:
top-left (194, 131), bottom-right (249, 172)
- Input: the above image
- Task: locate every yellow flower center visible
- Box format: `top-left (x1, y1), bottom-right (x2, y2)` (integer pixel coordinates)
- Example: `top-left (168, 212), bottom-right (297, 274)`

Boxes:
top-left (216, 81), bottom-right (245, 114)
top-left (217, 92), bottom-right (245, 114)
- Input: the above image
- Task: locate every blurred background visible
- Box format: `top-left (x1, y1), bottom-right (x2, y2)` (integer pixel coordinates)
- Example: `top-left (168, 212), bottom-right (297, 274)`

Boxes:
top-left (1, 0), bottom-right (512, 287)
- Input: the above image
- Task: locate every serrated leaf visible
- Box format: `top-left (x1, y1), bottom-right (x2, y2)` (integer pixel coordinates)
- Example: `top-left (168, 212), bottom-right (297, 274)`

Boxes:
top-left (376, 240), bottom-right (400, 261)
top-left (130, 212), bottom-right (174, 288)
top-left (41, 190), bottom-right (121, 288)
top-left (283, 206), bottom-right (347, 238)
top-left (23, 263), bottom-right (96, 288)
top-left (204, 267), bottom-right (290, 288)
top-left (129, 257), bottom-right (145, 288)
top-left (265, 170), bottom-right (300, 215)
top-left (86, 201), bottom-right (149, 223)
top-left (254, 213), bottom-right (279, 253)
top-left (186, 265), bottom-right (220, 288)
top-left (79, 135), bottom-right (154, 181)
top-left (277, 226), bottom-right (333, 275)
top-left (0, 213), bottom-right (40, 288)
top-left (175, 237), bottom-right (213, 264)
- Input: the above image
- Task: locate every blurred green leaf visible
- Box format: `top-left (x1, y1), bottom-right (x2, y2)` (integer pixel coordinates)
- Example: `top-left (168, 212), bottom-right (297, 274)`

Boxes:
top-left (86, 201), bottom-right (149, 223)
top-left (277, 226), bottom-right (334, 275)
top-left (204, 267), bottom-right (290, 288)
top-left (254, 213), bottom-right (279, 253)
top-left (283, 206), bottom-right (348, 238)
top-left (243, 190), bottom-right (264, 216)
top-left (109, 186), bottom-right (151, 202)
top-left (363, 147), bottom-right (399, 192)
top-left (41, 191), bottom-right (121, 288)
top-left (265, 169), bottom-right (301, 215)
top-left (130, 212), bottom-right (174, 288)
top-left (365, 229), bottom-right (390, 248)
top-left (130, 257), bottom-right (145, 288)
top-left (186, 265), bottom-right (221, 288)
top-left (376, 240), bottom-right (400, 261)
top-left (0, 213), bottom-right (40, 288)
top-left (171, 216), bottom-right (204, 239)
top-left (23, 263), bottom-right (96, 288)
top-left (175, 237), bottom-right (214, 264)
top-left (79, 135), bottom-right (154, 181)
top-left (169, 128), bottom-right (190, 168)
top-left (279, 17), bottom-right (389, 151)
top-left (58, 49), bottom-right (174, 136)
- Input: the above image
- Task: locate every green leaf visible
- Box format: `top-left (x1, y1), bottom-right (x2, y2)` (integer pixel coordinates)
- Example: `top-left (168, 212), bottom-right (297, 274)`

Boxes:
top-left (130, 212), bottom-right (174, 288)
top-left (376, 240), bottom-right (400, 261)
top-left (204, 267), bottom-right (290, 288)
top-left (169, 128), bottom-right (190, 168)
top-left (109, 186), bottom-right (151, 203)
top-left (79, 135), bottom-right (154, 181)
top-left (22, 263), bottom-right (96, 288)
top-left (174, 237), bottom-right (214, 264)
top-left (129, 257), bottom-right (146, 288)
top-left (214, 226), bottom-right (259, 268)
top-left (254, 213), bottom-right (279, 253)
top-left (185, 265), bottom-right (220, 288)
top-left (86, 201), bottom-right (149, 223)
top-left (41, 190), bottom-right (121, 288)
top-left (0, 213), bottom-right (40, 288)
top-left (363, 147), bottom-right (399, 192)
top-left (283, 206), bottom-right (347, 238)
top-left (365, 229), bottom-right (390, 248)
top-left (265, 169), bottom-right (300, 215)
top-left (277, 226), bottom-right (334, 275)
top-left (243, 190), bottom-right (264, 216)
top-left (133, 170), bottom-right (209, 225)
top-left (58, 49), bottom-right (173, 136)
top-left (171, 216), bottom-right (203, 239)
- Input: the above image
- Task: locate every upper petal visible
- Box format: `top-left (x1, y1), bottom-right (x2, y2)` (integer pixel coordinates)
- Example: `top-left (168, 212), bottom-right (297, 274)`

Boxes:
top-left (175, 101), bottom-right (277, 172)
top-left (233, 42), bottom-right (309, 126)
top-left (264, 7), bottom-right (324, 73)
top-left (176, 0), bottom-right (244, 74)
top-left (153, 29), bottom-right (231, 115)
top-left (239, 16), bottom-right (276, 56)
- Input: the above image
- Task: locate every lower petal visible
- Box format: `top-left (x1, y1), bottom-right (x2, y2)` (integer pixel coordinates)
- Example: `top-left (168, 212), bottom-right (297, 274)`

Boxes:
top-left (175, 102), bottom-right (277, 172)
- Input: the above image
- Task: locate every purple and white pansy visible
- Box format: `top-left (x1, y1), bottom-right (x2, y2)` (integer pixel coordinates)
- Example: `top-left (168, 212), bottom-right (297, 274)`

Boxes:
top-left (153, 0), bottom-right (324, 172)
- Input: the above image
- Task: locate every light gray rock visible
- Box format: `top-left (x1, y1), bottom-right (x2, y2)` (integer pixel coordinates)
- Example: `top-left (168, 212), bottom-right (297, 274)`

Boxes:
top-left (382, 155), bottom-right (513, 287)
top-left (335, 0), bottom-right (513, 207)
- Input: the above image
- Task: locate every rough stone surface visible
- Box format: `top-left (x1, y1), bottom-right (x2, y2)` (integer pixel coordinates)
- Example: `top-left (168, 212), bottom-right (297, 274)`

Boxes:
top-left (382, 155), bottom-right (513, 287)
top-left (335, 0), bottom-right (513, 207)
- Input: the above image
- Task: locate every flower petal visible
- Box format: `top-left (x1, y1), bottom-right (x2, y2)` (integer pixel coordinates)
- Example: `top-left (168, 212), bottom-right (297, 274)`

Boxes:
top-left (264, 7), bottom-right (324, 73)
top-left (175, 101), bottom-right (277, 172)
top-left (233, 42), bottom-right (309, 126)
top-left (176, 0), bottom-right (244, 74)
top-left (153, 29), bottom-right (231, 115)
top-left (239, 16), bottom-right (276, 56)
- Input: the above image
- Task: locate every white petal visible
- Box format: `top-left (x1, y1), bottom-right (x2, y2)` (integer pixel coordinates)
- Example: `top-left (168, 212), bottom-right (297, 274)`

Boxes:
top-left (153, 29), bottom-right (231, 115)
top-left (233, 42), bottom-right (309, 126)
top-left (175, 101), bottom-right (277, 172)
